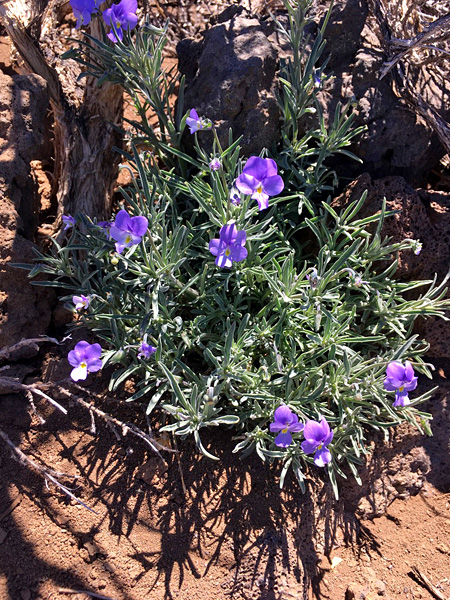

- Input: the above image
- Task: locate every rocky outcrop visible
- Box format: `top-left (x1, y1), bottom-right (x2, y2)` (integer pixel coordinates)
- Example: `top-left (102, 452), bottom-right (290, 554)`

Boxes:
top-left (178, 1), bottom-right (449, 185)
top-left (177, 5), bottom-right (280, 157)
top-left (333, 173), bottom-right (450, 358)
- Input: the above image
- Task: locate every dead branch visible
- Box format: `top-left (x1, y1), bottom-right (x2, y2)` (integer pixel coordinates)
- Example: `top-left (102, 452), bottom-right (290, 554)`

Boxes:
top-left (0, 427), bottom-right (96, 513)
top-left (370, 0), bottom-right (450, 154)
top-left (0, 0), bottom-right (123, 225)
top-left (409, 565), bottom-right (447, 600)
top-left (60, 380), bottom-right (175, 461)
top-left (380, 13), bottom-right (450, 78)
top-left (57, 588), bottom-right (118, 600)
top-left (0, 336), bottom-right (63, 361)
top-left (0, 376), bottom-right (68, 414)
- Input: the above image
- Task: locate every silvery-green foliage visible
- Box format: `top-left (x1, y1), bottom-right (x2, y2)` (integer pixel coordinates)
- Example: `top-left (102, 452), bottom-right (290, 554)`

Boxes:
top-left (23, 2), bottom-right (450, 496)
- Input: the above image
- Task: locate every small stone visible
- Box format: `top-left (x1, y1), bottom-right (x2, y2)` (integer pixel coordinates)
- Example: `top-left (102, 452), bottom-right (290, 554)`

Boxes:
top-left (83, 541), bottom-right (99, 561)
top-left (103, 561), bottom-right (116, 573)
top-left (0, 528), bottom-right (8, 544)
top-left (135, 457), bottom-right (168, 485)
top-left (373, 579), bottom-right (386, 595)
top-left (331, 556), bottom-right (343, 569)
top-left (20, 589), bottom-right (31, 600)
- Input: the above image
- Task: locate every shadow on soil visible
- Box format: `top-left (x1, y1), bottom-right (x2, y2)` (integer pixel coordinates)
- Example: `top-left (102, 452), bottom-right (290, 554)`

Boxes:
top-left (0, 369), bottom-right (449, 600)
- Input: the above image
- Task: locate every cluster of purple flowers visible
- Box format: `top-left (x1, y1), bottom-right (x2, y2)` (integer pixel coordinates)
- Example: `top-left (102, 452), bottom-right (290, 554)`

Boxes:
top-left (69, 0), bottom-right (138, 42)
top-left (205, 153), bottom-right (285, 268)
top-left (68, 337), bottom-right (156, 381)
top-left (270, 406), bottom-right (334, 467)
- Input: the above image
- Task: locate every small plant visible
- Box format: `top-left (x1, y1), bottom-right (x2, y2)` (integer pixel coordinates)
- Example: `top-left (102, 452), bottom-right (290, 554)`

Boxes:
top-left (20, 0), bottom-right (450, 497)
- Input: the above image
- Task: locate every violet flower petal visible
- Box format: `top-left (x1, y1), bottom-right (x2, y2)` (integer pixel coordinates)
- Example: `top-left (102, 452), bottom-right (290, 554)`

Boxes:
top-left (275, 431), bottom-right (293, 447)
top-left (209, 239), bottom-right (223, 257)
top-left (314, 446), bottom-right (332, 467)
top-left (264, 158), bottom-right (278, 177)
top-left (114, 209), bottom-right (132, 231)
top-left (129, 215), bottom-right (148, 237)
top-left (303, 420), bottom-right (326, 443)
top-left (301, 439), bottom-right (319, 454)
top-left (230, 245), bottom-right (247, 263)
top-left (242, 156), bottom-right (268, 180)
top-left (235, 173), bottom-right (258, 196)
top-left (219, 223), bottom-right (237, 245)
top-left (262, 175), bottom-right (284, 196)
top-left (216, 252), bottom-right (233, 268)
top-left (386, 361), bottom-right (406, 381)
top-left (273, 405), bottom-right (294, 424)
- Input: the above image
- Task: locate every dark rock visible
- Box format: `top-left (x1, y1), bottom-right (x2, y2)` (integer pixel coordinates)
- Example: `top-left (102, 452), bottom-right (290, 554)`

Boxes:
top-left (332, 174), bottom-right (450, 358)
top-left (0, 394), bottom-right (31, 429)
top-left (313, 0), bottom-right (447, 185)
top-left (178, 1), bottom-right (448, 185)
top-left (177, 10), bottom-right (280, 157)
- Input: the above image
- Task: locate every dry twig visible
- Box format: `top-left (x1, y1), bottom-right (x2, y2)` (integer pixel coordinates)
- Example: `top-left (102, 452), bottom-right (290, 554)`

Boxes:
top-left (0, 428), bottom-right (96, 513)
top-left (57, 588), bottom-right (118, 600)
top-left (409, 565), bottom-right (447, 600)
top-left (0, 336), bottom-right (64, 361)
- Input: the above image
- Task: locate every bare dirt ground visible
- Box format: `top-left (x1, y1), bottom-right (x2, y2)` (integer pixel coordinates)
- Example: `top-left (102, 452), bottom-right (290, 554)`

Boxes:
top-left (0, 351), bottom-right (449, 600)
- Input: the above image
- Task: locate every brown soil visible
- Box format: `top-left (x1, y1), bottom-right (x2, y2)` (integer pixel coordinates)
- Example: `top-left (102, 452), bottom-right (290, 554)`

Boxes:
top-left (0, 360), bottom-right (449, 600)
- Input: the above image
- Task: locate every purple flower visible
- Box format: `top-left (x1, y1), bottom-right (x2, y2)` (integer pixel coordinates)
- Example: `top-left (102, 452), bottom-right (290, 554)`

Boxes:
top-left (384, 361), bottom-right (418, 407)
top-left (68, 341), bottom-right (103, 382)
top-left (70, 0), bottom-right (98, 28)
top-left (137, 342), bottom-right (156, 359)
top-left (109, 209), bottom-right (148, 254)
top-left (229, 186), bottom-right (241, 206)
top-left (186, 109), bottom-right (212, 134)
top-left (209, 223), bottom-right (247, 268)
top-left (345, 268), bottom-right (368, 287)
top-left (235, 156), bottom-right (284, 210)
top-left (306, 268), bottom-right (320, 290)
top-left (301, 417), bottom-right (334, 467)
top-left (313, 69), bottom-right (322, 88)
top-left (73, 295), bottom-right (90, 311)
top-left (270, 405), bottom-right (304, 447)
top-left (97, 220), bottom-right (112, 240)
top-left (209, 158), bottom-right (221, 171)
top-left (62, 215), bottom-right (76, 230)
top-left (103, 0), bottom-right (138, 43)
top-left (412, 240), bottom-right (422, 256)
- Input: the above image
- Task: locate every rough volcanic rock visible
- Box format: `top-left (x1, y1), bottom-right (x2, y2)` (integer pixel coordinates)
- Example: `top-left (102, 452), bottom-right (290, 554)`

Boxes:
top-left (178, 1), bottom-right (448, 185)
top-left (333, 173), bottom-right (450, 358)
top-left (0, 71), bottom-right (54, 349)
top-left (177, 5), bottom-right (280, 157)
top-left (310, 0), bottom-right (448, 185)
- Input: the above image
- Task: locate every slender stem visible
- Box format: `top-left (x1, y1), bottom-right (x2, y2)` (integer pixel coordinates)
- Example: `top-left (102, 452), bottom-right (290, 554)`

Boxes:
top-left (212, 127), bottom-right (231, 222)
